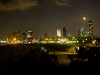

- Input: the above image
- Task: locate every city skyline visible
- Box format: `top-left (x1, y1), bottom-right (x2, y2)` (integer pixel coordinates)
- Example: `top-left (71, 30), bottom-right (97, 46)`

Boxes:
top-left (0, 0), bottom-right (100, 39)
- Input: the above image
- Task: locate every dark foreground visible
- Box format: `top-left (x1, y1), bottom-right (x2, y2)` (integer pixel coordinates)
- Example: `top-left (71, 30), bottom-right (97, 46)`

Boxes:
top-left (0, 44), bottom-right (100, 75)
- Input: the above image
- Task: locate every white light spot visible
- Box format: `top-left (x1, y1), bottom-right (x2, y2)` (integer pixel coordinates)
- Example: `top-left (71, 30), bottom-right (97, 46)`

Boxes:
top-left (83, 17), bottom-right (86, 20)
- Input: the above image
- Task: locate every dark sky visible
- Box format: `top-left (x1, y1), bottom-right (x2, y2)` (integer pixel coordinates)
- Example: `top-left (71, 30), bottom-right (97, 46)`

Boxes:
top-left (0, 0), bottom-right (100, 39)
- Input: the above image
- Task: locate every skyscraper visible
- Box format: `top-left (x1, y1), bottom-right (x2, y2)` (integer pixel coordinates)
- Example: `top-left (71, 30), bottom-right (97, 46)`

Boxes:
top-left (57, 28), bottom-right (61, 37)
top-left (78, 27), bottom-right (86, 37)
top-left (26, 31), bottom-right (33, 38)
top-left (88, 20), bottom-right (93, 37)
top-left (63, 27), bottom-right (67, 38)
top-left (25, 30), bottom-right (33, 43)
top-left (81, 27), bottom-right (86, 37)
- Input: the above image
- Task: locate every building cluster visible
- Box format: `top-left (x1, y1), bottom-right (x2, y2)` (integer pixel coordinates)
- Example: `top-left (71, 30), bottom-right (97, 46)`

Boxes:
top-left (57, 20), bottom-right (98, 38)
top-left (79, 20), bottom-right (94, 37)
top-left (0, 20), bottom-right (100, 44)
top-left (6, 30), bottom-right (58, 44)
top-left (6, 30), bottom-right (34, 44)
top-left (57, 27), bottom-right (68, 38)
top-left (55, 20), bottom-right (100, 44)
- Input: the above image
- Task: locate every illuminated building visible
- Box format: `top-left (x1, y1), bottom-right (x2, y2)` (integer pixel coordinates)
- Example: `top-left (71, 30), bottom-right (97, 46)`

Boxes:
top-left (78, 27), bottom-right (86, 37)
top-left (7, 31), bottom-right (23, 44)
top-left (85, 32), bottom-right (88, 37)
top-left (94, 32), bottom-right (99, 37)
top-left (57, 28), bottom-right (61, 37)
top-left (15, 31), bottom-right (23, 41)
top-left (81, 27), bottom-right (86, 37)
top-left (39, 34), bottom-right (44, 41)
top-left (26, 31), bottom-right (33, 38)
top-left (88, 20), bottom-right (93, 37)
top-left (68, 33), bottom-right (71, 37)
top-left (24, 30), bottom-right (33, 43)
top-left (63, 27), bottom-right (67, 38)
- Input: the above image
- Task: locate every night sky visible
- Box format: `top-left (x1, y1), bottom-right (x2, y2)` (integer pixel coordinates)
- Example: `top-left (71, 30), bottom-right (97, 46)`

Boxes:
top-left (0, 0), bottom-right (100, 39)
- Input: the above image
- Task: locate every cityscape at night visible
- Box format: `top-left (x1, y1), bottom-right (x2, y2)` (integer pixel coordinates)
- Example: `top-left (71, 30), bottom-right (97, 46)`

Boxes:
top-left (0, 0), bottom-right (100, 74)
top-left (0, 20), bottom-right (99, 44)
top-left (0, 0), bottom-right (100, 39)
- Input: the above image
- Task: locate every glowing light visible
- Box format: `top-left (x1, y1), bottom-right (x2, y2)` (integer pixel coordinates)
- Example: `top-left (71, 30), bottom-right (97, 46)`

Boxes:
top-left (83, 17), bottom-right (86, 20)
top-left (86, 38), bottom-right (87, 40)
top-left (72, 37), bottom-right (75, 39)
top-left (82, 40), bottom-right (84, 42)
top-left (13, 38), bottom-right (16, 41)
top-left (45, 39), bottom-right (48, 41)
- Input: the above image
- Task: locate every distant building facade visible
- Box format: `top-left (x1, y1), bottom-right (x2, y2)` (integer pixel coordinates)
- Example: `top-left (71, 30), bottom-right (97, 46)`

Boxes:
top-left (63, 27), bottom-right (67, 38)
top-left (78, 27), bottom-right (86, 37)
top-left (81, 27), bottom-right (86, 37)
top-left (57, 28), bottom-right (61, 37)
top-left (7, 31), bottom-right (23, 44)
top-left (23, 30), bottom-right (33, 43)
top-left (88, 20), bottom-right (93, 37)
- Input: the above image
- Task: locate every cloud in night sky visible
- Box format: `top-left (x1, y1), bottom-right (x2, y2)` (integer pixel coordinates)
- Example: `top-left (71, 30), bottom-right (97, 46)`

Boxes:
top-left (0, 0), bottom-right (70, 11)
top-left (0, 0), bottom-right (38, 10)
top-left (54, 0), bottom-right (69, 6)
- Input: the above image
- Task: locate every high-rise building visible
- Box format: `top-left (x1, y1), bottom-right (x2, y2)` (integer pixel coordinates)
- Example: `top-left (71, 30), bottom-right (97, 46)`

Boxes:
top-left (25, 30), bottom-right (33, 43)
top-left (85, 32), bottom-right (88, 37)
top-left (57, 28), bottom-right (61, 37)
top-left (93, 32), bottom-right (99, 37)
top-left (26, 31), bottom-right (33, 38)
top-left (88, 20), bottom-right (93, 37)
top-left (63, 27), bottom-right (67, 38)
top-left (39, 34), bottom-right (44, 41)
top-left (78, 27), bottom-right (86, 37)
top-left (81, 27), bottom-right (86, 37)
top-left (7, 31), bottom-right (23, 44)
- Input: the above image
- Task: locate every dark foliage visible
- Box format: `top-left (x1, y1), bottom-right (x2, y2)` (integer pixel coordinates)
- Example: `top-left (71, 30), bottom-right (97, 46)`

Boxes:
top-left (68, 45), bottom-right (100, 73)
top-left (0, 45), bottom-right (70, 75)
top-left (1, 44), bottom-right (100, 74)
